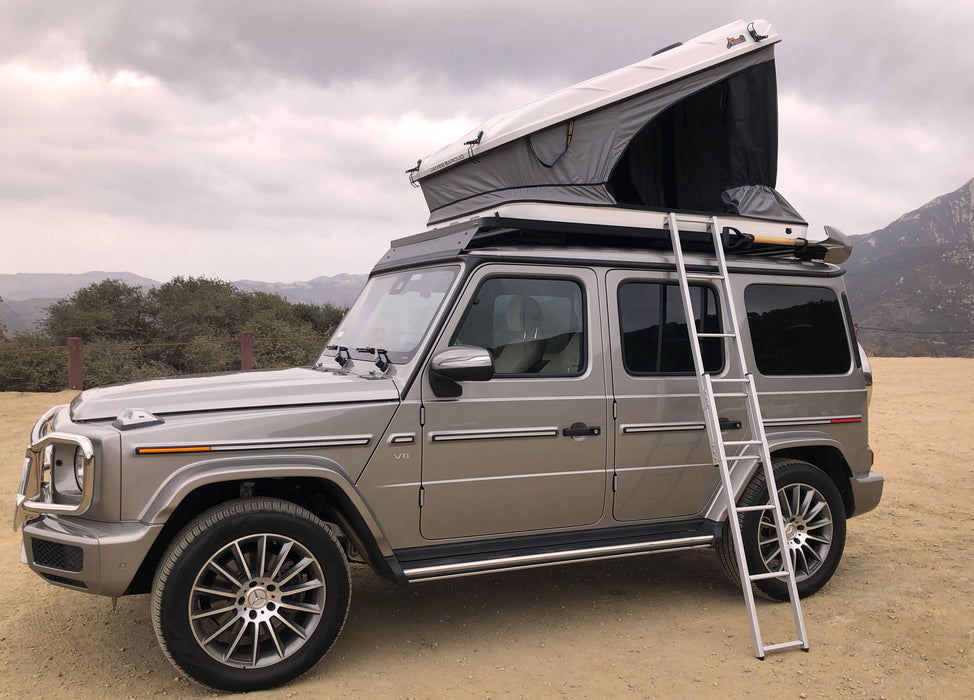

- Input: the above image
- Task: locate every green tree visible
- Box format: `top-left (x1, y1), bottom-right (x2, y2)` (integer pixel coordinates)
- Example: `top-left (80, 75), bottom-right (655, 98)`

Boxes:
top-left (0, 332), bottom-right (65, 391)
top-left (0, 275), bottom-right (348, 391)
top-left (43, 279), bottom-right (151, 343)
top-left (148, 277), bottom-right (249, 343)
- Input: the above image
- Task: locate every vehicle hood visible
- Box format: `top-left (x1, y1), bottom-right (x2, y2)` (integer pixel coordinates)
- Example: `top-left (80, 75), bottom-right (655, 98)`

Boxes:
top-left (70, 367), bottom-right (400, 422)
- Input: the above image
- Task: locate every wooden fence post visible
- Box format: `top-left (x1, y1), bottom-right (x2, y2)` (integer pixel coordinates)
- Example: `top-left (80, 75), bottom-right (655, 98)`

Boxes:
top-left (240, 332), bottom-right (254, 370)
top-left (67, 337), bottom-right (84, 390)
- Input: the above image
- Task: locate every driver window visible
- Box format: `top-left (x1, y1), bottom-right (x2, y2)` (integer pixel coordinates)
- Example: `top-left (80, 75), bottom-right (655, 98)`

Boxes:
top-left (453, 277), bottom-right (585, 376)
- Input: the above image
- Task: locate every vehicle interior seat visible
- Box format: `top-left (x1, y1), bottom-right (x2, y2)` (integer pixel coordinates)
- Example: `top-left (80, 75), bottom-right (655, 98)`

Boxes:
top-left (494, 295), bottom-right (545, 374)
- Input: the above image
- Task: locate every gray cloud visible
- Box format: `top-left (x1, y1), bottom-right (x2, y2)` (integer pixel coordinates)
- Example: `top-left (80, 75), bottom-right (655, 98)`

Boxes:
top-left (0, 1), bottom-right (971, 282)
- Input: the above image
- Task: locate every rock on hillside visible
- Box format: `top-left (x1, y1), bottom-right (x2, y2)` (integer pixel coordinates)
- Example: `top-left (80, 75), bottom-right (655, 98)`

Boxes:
top-left (845, 177), bottom-right (974, 357)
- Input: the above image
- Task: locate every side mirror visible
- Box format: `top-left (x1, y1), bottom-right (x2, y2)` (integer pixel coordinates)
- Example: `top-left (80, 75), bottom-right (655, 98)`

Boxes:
top-left (429, 346), bottom-right (494, 397)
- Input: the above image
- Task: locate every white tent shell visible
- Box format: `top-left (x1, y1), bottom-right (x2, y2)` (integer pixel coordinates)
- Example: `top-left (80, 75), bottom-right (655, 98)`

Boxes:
top-left (410, 19), bottom-right (805, 229)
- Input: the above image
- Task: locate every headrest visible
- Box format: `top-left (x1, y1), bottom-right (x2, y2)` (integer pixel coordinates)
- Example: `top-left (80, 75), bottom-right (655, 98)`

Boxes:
top-left (505, 295), bottom-right (543, 333)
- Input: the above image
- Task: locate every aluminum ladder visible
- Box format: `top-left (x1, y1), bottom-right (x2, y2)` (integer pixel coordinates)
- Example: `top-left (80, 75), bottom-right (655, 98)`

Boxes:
top-left (665, 212), bottom-right (809, 659)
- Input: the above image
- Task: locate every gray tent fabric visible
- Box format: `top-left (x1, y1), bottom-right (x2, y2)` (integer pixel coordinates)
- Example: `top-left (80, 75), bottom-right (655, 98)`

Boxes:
top-left (721, 185), bottom-right (804, 222)
top-left (418, 44), bottom-right (805, 225)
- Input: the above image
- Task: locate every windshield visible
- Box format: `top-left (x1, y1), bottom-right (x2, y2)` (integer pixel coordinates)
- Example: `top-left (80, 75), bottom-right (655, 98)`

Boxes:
top-left (319, 265), bottom-right (459, 366)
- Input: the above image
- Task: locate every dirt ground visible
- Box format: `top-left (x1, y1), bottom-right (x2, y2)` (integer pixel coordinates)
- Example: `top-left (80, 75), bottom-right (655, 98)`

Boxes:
top-left (1, 357), bottom-right (971, 699)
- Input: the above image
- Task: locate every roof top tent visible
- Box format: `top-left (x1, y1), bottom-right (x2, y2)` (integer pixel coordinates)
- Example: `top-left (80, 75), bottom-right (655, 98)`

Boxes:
top-left (409, 19), bottom-right (805, 231)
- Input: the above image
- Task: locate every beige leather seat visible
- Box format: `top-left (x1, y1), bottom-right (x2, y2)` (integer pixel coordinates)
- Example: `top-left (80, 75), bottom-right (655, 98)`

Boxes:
top-left (540, 332), bottom-right (581, 374)
top-left (540, 292), bottom-right (583, 374)
top-left (494, 295), bottom-right (545, 374)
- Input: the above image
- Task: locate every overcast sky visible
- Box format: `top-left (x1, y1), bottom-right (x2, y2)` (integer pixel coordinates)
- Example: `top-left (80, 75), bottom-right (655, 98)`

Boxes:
top-left (1, 1), bottom-right (971, 283)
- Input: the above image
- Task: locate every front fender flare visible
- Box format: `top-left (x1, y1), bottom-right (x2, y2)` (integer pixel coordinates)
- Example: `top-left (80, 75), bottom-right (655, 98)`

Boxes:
top-left (138, 453), bottom-right (393, 557)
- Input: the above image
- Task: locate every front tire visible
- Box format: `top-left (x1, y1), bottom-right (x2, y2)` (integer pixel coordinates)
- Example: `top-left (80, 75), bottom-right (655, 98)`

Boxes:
top-left (151, 498), bottom-right (351, 692)
top-left (717, 458), bottom-right (847, 600)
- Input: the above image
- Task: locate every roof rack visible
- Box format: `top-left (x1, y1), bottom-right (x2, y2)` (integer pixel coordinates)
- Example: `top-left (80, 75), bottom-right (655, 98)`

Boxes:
top-left (374, 208), bottom-right (851, 273)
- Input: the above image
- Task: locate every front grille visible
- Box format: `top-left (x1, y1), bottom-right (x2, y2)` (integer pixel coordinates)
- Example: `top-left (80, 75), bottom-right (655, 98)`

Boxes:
top-left (32, 539), bottom-right (84, 572)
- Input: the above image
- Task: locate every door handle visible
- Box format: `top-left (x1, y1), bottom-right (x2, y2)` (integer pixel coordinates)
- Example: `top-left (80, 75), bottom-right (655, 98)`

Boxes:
top-left (719, 417), bottom-right (742, 432)
top-left (563, 425), bottom-right (602, 437)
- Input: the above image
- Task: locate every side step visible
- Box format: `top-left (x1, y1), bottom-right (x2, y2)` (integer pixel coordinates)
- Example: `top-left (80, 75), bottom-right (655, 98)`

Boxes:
top-left (398, 528), bottom-right (716, 582)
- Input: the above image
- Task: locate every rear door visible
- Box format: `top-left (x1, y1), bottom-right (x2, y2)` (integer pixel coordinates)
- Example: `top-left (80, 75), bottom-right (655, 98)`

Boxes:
top-left (606, 270), bottom-right (737, 521)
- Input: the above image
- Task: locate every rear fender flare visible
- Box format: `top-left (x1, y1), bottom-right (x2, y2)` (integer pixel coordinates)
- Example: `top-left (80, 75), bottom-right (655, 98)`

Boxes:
top-left (705, 430), bottom-right (848, 522)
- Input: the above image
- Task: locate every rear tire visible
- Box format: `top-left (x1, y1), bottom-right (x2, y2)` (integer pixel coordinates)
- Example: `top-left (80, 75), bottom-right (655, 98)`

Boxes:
top-left (151, 498), bottom-right (350, 692)
top-left (717, 458), bottom-right (846, 600)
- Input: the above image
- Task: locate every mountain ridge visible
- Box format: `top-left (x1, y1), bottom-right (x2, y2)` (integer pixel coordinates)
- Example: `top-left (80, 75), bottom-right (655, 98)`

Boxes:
top-left (0, 272), bottom-right (367, 334)
top-left (845, 176), bottom-right (974, 356)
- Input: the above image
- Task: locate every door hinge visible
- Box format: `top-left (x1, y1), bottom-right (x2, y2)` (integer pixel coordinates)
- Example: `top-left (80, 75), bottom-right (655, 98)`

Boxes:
top-left (612, 400), bottom-right (618, 420)
top-left (612, 473), bottom-right (618, 493)
top-left (420, 404), bottom-right (426, 426)
top-left (418, 486), bottom-right (425, 508)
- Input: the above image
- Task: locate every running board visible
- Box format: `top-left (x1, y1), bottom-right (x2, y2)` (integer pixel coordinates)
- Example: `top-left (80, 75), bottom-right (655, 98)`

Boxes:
top-left (402, 534), bottom-right (714, 582)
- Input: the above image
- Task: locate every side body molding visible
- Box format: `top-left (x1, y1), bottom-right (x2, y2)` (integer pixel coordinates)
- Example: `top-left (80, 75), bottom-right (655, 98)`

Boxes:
top-left (138, 454), bottom-right (395, 558)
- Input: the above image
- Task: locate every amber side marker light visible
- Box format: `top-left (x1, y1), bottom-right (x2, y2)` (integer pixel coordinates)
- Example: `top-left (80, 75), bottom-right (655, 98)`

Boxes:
top-left (135, 446), bottom-right (212, 455)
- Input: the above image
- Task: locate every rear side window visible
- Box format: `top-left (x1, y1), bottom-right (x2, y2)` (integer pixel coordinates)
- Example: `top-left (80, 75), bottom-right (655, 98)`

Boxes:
top-left (618, 282), bottom-right (723, 375)
top-left (745, 284), bottom-right (851, 376)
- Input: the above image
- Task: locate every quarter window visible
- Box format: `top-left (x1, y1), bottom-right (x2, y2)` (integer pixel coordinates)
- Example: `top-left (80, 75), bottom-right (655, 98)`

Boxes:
top-left (744, 284), bottom-right (851, 375)
top-left (618, 282), bottom-right (723, 375)
top-left (453, 277), bottom-right (585, 376)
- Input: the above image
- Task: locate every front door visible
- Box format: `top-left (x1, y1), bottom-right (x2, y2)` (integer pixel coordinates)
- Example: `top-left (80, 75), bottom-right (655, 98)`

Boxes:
top-left (420, 265), bottom-right (609, 540)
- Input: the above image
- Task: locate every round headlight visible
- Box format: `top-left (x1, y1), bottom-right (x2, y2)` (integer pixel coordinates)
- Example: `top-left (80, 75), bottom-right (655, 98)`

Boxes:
top-left (73, 447), bottom-right (86, 490)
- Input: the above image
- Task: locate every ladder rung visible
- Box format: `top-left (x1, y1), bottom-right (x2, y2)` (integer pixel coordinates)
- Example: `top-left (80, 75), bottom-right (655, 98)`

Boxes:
top-left (668, 215), bottom-right (713, 225)
top-left (711, 378), bottom-right (749, 384)
top-left (762, 640), bottom-right (808, 653)
top-left (686, 273), bottom-right (724, 281)
top-left (697, 333), bottom-right (736, 338)
top-left (724, 455), bottom-right (757, 462)
top-left (723, 440), bottom-right (762, 446)
top-left (713, 392), bottom-right (747, 398)
top-left (749, 570), bottom-right (790, 582)
top-left (736, 504), bottom-right (775, 512)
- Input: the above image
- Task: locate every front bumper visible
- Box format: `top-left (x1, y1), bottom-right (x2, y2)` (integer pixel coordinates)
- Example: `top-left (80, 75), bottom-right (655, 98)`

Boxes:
top-left (20, 515), bottom-right (162, 597)
top-left (849, 470), bottom-right (884, 517)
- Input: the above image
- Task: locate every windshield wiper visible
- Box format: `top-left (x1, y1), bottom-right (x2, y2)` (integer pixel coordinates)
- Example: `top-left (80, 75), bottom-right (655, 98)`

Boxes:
top-left (356, 346), bottom-right (391, 372)
top-left (324, 345), bottom-right (351, 367)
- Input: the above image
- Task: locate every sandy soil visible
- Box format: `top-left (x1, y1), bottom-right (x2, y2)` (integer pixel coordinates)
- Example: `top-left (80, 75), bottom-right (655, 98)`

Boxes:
top-left (1, 358), bottom-right (971, 699)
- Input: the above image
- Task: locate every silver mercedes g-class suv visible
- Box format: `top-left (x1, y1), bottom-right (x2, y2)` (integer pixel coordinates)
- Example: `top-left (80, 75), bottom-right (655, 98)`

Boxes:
top-left (14, 19), bottom-right (882, 691)
top-left (15, 204), bottom-right (881, 690)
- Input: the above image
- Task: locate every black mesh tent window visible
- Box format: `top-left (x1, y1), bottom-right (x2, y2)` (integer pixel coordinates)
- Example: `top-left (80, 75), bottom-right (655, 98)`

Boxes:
top-left (608, 61), bottom-right (778, 213)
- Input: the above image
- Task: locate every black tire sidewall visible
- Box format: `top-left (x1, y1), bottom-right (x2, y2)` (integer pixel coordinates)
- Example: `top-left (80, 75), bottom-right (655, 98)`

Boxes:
top-left (740, 461), bottom-right (847, 599)
top-left (155, 501), bottom-right (350, 692)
